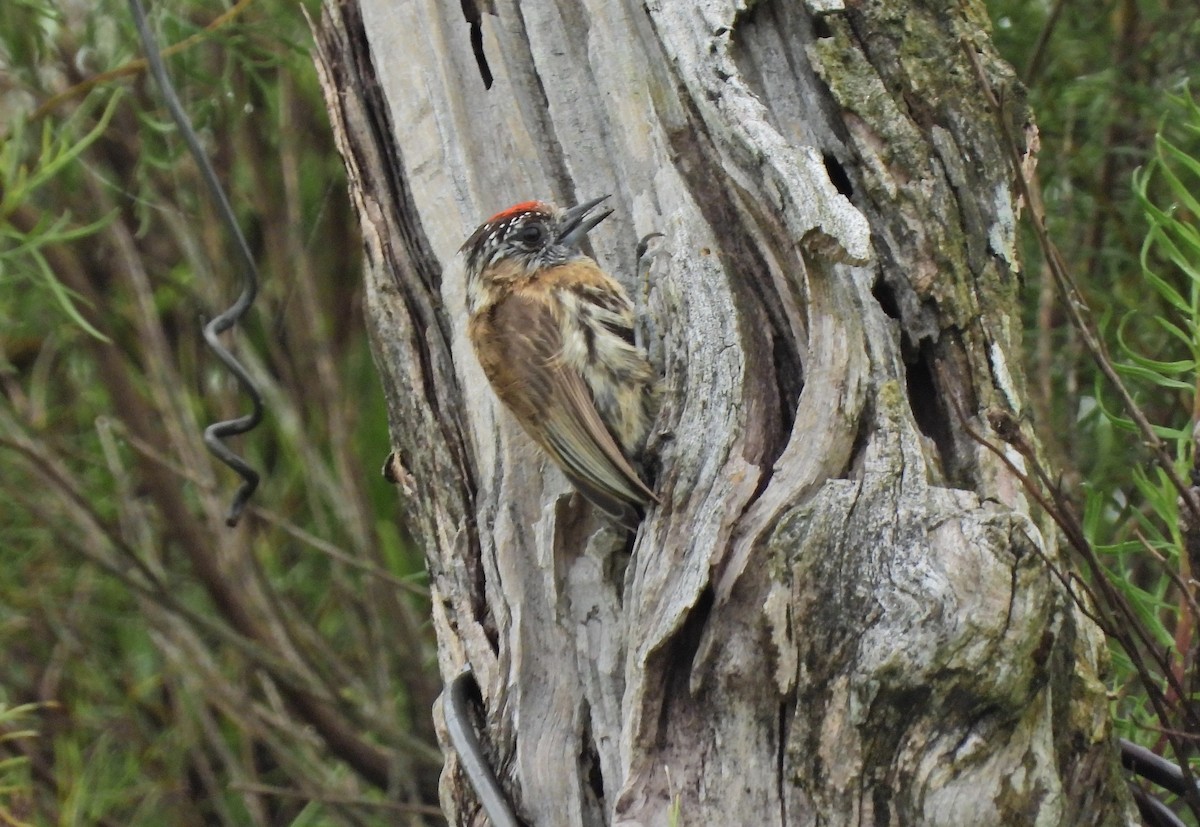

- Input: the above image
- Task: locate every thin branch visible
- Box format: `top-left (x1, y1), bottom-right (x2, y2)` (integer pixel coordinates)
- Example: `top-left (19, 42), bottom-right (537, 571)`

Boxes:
top-left (961, 40), bottom-right (1200, 819)
top-left (961, 39), bottom-right (1200, 526)
top-left (229, 782), bottom-right (444, 815)
top-left (958, 403), bottom-right (1200, 816)
top-left (1022, 0), bottom-right (1069, 86)
top-left (112, 420), bottom-right (429, 597)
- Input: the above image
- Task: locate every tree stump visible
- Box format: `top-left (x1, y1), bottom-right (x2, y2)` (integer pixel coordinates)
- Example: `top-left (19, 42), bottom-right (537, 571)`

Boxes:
top-left (313, 0), bottom-right (1132, 823)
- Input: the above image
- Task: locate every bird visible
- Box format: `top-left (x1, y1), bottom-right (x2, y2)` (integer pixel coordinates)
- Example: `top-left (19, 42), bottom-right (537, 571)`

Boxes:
top-left (460, 195), bottom-right (659, 528)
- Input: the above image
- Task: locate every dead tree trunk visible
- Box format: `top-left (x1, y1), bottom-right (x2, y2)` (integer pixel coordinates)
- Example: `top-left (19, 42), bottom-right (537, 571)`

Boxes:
top-left (313, 0), bottom-right (1132, 823)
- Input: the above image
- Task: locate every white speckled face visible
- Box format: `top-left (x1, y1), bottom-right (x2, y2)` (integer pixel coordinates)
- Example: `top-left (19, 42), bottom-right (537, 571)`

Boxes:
top-left (460, 197), bottom-right (614, 315)
top-left (460, 202), bottom-right (563, 286)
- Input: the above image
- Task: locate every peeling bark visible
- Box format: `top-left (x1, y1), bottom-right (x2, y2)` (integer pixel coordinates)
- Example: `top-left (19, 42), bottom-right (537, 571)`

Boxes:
top-left (313, 0), bottom-right (1133, 823)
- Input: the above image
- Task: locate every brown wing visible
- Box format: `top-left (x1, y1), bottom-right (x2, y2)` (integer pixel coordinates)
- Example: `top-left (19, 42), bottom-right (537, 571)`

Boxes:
top-left (470, 293), bottom-right (657, 526)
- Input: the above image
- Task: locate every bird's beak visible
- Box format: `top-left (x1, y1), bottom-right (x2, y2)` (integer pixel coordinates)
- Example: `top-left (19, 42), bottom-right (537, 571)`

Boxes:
top-left (557, 195), bottom-right (613, 249)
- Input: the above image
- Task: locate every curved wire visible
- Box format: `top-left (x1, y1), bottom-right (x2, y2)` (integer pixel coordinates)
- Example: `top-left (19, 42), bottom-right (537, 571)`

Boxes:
top-left (445, 669), bottom-right (521, 827)
top-left (1121, 738), bottom-right (1200, 798)
top-left (127, 0), bottom-right (263, 526)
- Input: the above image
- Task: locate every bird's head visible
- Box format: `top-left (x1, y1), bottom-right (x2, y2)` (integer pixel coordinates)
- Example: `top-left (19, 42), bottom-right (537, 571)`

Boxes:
top-left (460, 195), bottom-right (612, 299)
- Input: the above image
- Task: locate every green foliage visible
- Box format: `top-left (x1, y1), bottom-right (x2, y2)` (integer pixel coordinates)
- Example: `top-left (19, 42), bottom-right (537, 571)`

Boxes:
top-left (990, 0), bottom-right (1200, 783)
top-left (0, 0), bottom-right (437, 823)
top-left (0, 702), bottom-right (39, 827)
top-left (1101, 90), bottom-right (1200, 731)
top-left (667, 791), bottom-right (682, 827)
top-left (15, 0), bottom-right (1199, 819)
top-left (1, 89), bottom-right (123, 341)
top-left (991, 0), bottom-right (1200, 464)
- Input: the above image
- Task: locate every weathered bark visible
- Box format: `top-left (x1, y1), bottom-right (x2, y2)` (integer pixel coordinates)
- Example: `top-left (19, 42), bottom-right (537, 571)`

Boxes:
top-left (314, 0), bottom-right (1132, 824)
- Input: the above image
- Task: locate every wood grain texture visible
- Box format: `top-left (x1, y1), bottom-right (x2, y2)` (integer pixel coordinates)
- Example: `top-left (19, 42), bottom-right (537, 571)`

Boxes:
top-left (313, 0), bottom-right (1133, 823)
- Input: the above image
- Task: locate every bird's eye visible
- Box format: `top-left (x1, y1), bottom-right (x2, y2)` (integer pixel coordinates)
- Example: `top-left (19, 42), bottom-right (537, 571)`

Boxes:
top-left (513, 224), bottom-right (547, 246)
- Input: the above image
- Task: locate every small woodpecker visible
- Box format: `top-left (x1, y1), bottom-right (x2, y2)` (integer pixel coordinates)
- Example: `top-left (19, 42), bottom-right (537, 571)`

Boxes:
top-left (460, 196), bottom-right (659, 528)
